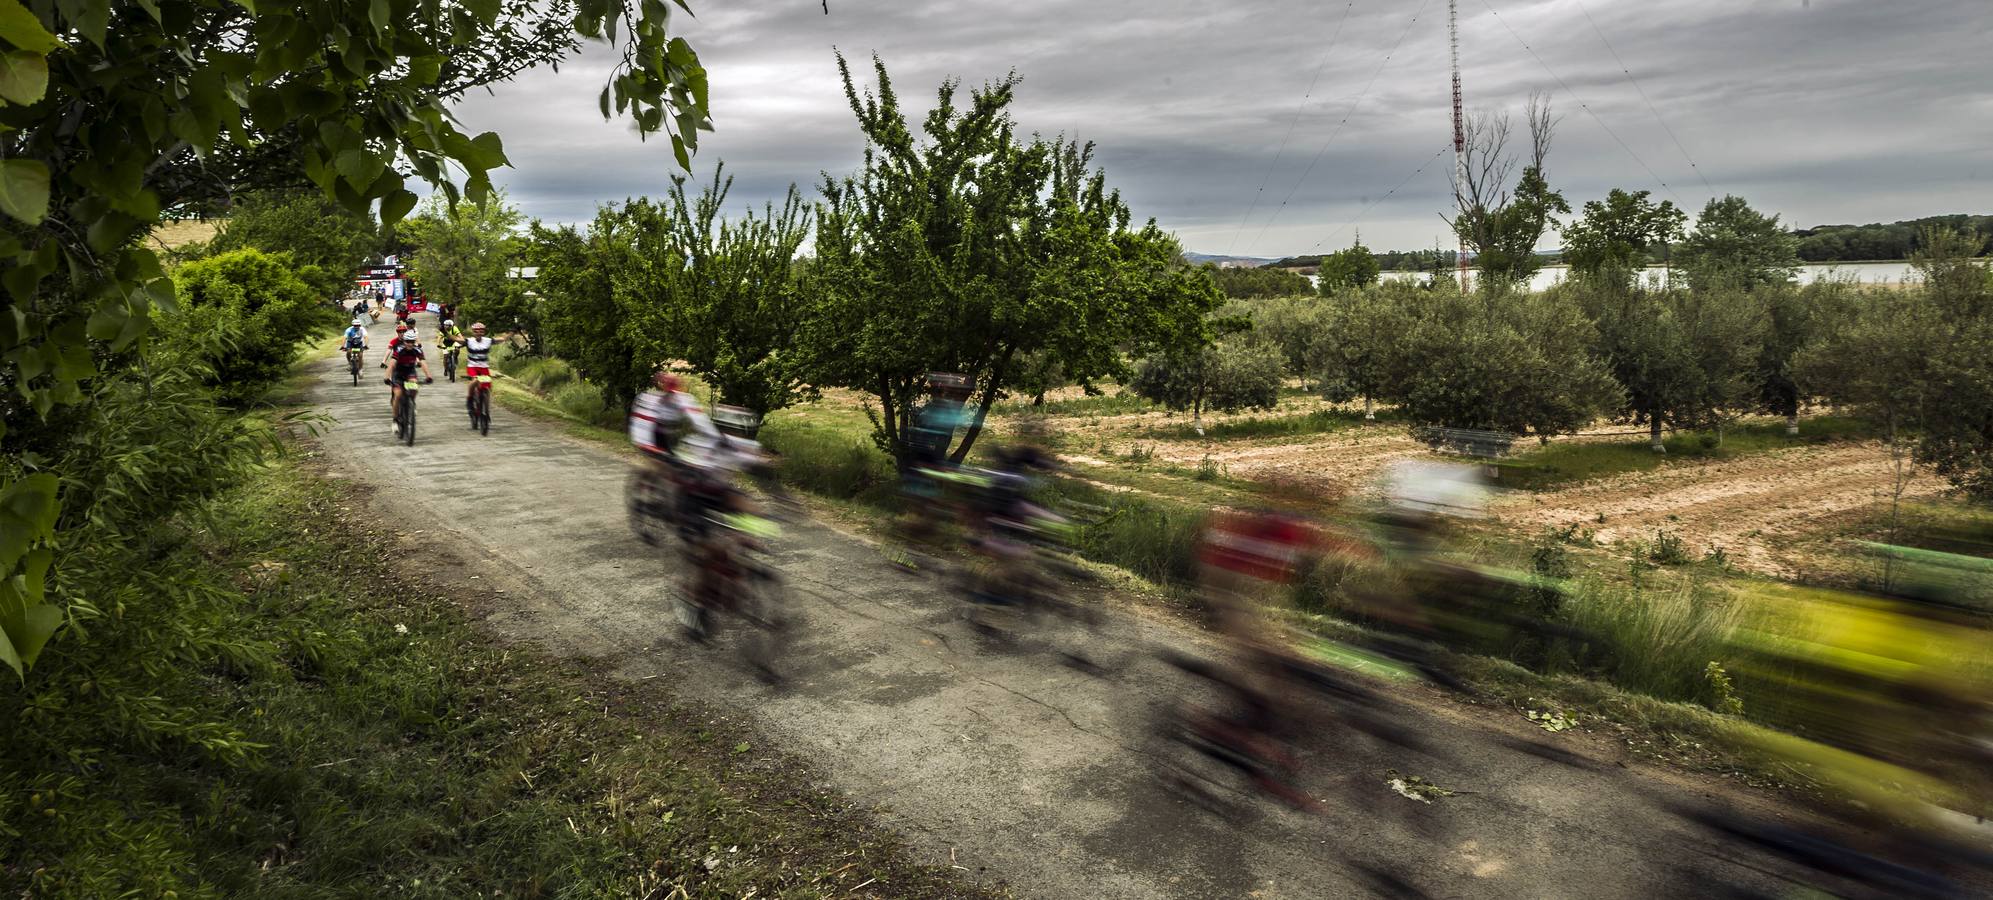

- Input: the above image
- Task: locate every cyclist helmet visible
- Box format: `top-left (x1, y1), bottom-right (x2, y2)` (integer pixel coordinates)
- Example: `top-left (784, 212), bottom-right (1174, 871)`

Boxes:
top-left (442, 319), bottom-right (454, 328)
top-left (470, 322), bottom-right (486, 332)
top-left (352, 316), bottom-right (368, 327)
top-left (653, 371), bottom-right (680, 392)
top-left (395, 321), bottom-right (409, 333)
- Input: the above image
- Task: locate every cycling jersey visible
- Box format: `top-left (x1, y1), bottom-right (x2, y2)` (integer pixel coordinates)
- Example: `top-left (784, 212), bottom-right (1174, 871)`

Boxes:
top-left (389, 341), bottom-right (424, 378)
top-left (463, 336), bottom-right (495, 366)
top-left (343, 327), bottom-right (366, 348)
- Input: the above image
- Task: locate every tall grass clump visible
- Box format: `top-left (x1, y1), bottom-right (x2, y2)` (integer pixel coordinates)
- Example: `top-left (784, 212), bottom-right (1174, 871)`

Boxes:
top-left (1075, 496), bottom-right (1204, 585)
top-left (1555, 577), bottom-right (1744, 702)
top-left (760, 421), bottom-right (896, 502)
top-left (552, 380), bottom-right (617, 426)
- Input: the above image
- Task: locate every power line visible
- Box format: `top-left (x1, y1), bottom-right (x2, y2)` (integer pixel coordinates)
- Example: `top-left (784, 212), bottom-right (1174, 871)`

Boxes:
top-left (1246, 0), bottom-right (1434, 256)
top-left (1304, 144), bottom-right (1452, 257)
top-left (1477, 0), bottom-right (1681, 205)
top-left (1226, 0), bottom-right (1360, 256)
top-left (1572, 0), bottom-right (1713, 194)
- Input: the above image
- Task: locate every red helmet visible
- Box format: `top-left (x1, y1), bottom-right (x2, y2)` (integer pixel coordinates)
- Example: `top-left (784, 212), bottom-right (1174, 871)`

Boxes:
top-left (653, 371), bottom-right (680, 392)
top-left (395, 322), bottom-right (409, 333)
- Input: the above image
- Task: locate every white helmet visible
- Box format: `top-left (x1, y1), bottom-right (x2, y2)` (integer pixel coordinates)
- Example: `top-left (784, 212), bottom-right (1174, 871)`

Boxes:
top-left (442, 319), bottom-right (454, 328)
top-left (352, 316), bottom-right (368, 326)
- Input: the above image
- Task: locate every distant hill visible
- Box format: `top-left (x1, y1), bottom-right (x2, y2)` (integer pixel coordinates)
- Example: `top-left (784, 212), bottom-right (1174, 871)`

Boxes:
top-left (1182, 252), bottom-right (1277, 268)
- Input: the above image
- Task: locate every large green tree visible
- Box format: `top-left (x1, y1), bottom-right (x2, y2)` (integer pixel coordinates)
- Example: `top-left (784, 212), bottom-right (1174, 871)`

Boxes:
top-left (1678, 195), bottom-right (1800, 293)
top-left (206, 190), bottom-right (382, 302)
top-left (1390, 288), bottom-right (1620, 437)
top-left (1578, 280), bottom-right (1766, 451)
top-left (401, 190), bottom-right (524, 315)
top-left (528, 214), bottom-right (640, 398)
top-left (1316, 235), bottom-right (1381, 295)
top-left (807, 55), bottom-right (1220, 464)
top-left (616, 165), bottom-right (814, 417)
top-left (1562, 189), bottom-right (1687, 279)
top-left (1, 0), bottom-right (712, 678)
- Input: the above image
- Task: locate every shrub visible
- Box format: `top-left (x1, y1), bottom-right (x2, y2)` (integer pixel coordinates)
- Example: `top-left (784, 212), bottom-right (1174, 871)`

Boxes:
top-left (167, 249), bottom-right (333, 403)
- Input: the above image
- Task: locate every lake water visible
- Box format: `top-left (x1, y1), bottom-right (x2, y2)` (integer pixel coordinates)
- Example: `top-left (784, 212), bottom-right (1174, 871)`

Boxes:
top-left (1352, 261), bottom-right (1922, 292)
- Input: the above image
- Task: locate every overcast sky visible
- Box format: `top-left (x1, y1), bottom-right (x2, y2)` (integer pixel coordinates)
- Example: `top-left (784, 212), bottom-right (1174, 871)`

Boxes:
top-left (450, 0), bottom-right (1993, 258)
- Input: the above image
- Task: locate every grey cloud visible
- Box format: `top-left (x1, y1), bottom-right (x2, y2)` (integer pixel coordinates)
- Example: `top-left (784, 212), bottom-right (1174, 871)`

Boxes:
top-left (449, 0), bottom-right (1993, 255)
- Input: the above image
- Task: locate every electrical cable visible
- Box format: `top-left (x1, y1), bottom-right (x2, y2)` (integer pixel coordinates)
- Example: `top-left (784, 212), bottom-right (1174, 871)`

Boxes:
top-left (1573, 0), bottom-right (1713, 193)
top-left (1226, 0), bottom-right (1361, 256)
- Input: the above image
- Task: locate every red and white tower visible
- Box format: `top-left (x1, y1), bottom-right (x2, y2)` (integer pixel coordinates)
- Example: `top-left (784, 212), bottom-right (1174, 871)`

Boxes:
top-left (1450, 0), bottom-right (1470, 290)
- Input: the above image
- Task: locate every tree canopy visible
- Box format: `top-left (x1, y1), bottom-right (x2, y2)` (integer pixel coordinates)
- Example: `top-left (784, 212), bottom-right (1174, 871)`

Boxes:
top-left (1678, 195), bottom-right (1800, 293)
top-left (1562, 189), bottom-right (1687, 278)
top-left (806, 54), bottom-right (1220, 464)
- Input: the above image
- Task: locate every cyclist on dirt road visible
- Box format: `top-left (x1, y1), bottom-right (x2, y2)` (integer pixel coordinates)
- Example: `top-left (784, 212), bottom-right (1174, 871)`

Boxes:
top-left (382, 324), bottom-right (433, 427)
top-left (340, 316), bottom-right (369, 354)
top-left (462, 322), bottom-right (496, 413)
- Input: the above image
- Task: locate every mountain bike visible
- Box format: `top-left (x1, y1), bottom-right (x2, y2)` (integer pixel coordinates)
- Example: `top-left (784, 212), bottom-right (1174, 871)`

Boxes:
top-left (392, 376), bottom-right (429, 446)
top-left (468, 373), bottom-right (492, 436)
top-left (679, 507), bottom-right (791, 684)
top-left (627, 464), bottom-right (680, 546)
top-left (443, 344), bottom-right (460, 383)
top-left (345, 347), bottom-right (364, 385)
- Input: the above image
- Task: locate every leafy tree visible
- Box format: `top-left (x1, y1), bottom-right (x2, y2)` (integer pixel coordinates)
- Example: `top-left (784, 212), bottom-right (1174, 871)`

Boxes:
top-left (1451, 95), bottom-right (1569, 288)
top-left (1562, 189), bottom-right (1687, 279)
top-left (1905, 228), bottom-right (1993, 497)
top-left (166, 249), bottom-right (327, 403)
top-left (528, 215), bottom-right (643, 405)
top-left (1129, 332), bottom-right (1283, 434)
top-left (1678, 195), bottom-right (1800, 293)
top-left (1753, 284), bottom-right (1824, 435)
top-left (1313, 283), bottom-right (1416, 420)
top-left (1244, 295), bottom-right (1331, 383)
top-left (401, 191), bottom-right (524, 315)
top-left (206, 190), bottom-right (382, 302)
top-left (1316, 235), bottom-right (1381, 295)
top-left (1794, 215), bottom-right (1993, 262)
top-left (0, 0), bottom-right (712, 678)
top-left (1577, 280), bottom-right (1765, 451)
top-left (1206, 264), bottom-right (1311, 299)
top-left (807, 55), bottom-right (1219, 464)
top-left (1390, 288), bottom-right (1620, 437)
top-left (616, 166), bottom-right (815, 416)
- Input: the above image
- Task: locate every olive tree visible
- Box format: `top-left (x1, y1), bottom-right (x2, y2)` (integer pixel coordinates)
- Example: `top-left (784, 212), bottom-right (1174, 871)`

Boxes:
top-left (1390, 288), bottom-right (1621, 437)
top-left (1129, 332), bottom-right (1283, 435)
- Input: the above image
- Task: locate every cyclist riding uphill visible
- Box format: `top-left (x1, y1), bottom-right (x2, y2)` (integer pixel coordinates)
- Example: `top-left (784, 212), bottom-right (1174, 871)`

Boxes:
top-left (382, 324), bottom-right (433, 424)
top-left (340, 316), bottom-right (369, 352)
top-left (462, 322), bottom-right (496, 410)
top-left (435, 318), bottom-right (465, 349)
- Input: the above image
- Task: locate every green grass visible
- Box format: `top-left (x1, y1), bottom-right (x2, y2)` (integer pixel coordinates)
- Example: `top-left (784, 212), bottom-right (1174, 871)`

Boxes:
top-left (0, 456), bottom-right (997, 899)
top-left (1494, 416), bottom-right (1883, 490)
top-left (993, 390), bottom-right (1153, 418)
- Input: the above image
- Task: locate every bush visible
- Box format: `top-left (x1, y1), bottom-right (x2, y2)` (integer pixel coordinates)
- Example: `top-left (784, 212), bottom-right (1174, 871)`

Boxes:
top-left (167, 249), bottom-right (334, 403)
top-left (760, 421), bottom-right (895, 502)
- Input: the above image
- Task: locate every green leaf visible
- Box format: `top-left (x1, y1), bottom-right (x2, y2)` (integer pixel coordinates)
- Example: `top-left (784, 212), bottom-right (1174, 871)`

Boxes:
top-left (0, 159), bottom-right (49, 225)
top-left (60, 0), bottom-right (110, 48)
top-left (0, 49), bottom-right (47, 105)
top-left (85, 296), bottom-right (128, 342)
top-left (368, 0), bottom-right (388, 32)
top-left (465, 0), bottom-right (500, 26)
top-left (379, 189), bottom-right (418, 224)
top-left (469, 131), bottom-right (509, 169)
top-left (0, 0), bottom-right (59, 54)
top-left (0, 473), bottom-right (58, 571)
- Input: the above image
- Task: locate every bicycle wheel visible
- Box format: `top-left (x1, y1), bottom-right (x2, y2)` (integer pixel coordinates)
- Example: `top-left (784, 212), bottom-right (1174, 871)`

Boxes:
top-left (739, 569), bottom-right (792, 683)
top-left (626, 470), bottom-right (670, 546)
top-left (477, 390), bottom-right (489, 436)
top-left (404, 395), bottom-right (417, 446)
top-left (446, 355), bottom-right (456, 382)
top-left (349, 354), bottom-right (360, 385)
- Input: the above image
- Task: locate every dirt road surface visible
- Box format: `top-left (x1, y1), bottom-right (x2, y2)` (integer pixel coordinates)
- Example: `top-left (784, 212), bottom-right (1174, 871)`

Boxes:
top-left (310, 315), bottom-right (1828, 898)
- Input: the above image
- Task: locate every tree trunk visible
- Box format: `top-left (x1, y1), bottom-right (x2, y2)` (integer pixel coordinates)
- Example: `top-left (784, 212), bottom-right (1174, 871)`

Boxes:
top-left (949, 345), bottom-right (1016, 464)
top-left (877, 376), bottom-right (902, 469)
top-left (1649, 417), bottom-right (1665, 454)
top-left (1785, 413), bottom-right (1799, 436)
top-left (1363, 395), bottom-right (1375, 421)
top-left (1033, 391), bottom-right (1045, 407)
